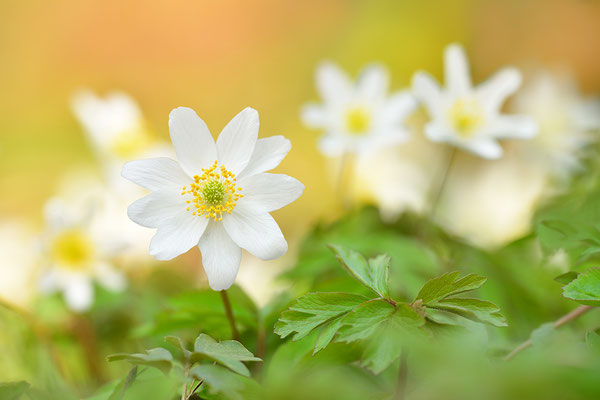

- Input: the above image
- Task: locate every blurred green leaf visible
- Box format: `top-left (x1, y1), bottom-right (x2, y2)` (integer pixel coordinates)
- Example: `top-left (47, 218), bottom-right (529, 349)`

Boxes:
top-left (275, 292), bottom-right (367, 341)
top-left (530, 323), bottom-right (555, 347)
top-left (107, 348), bottom-right (173, 374)
top-left (190, 364), bottom-right (253, 400)
top-left (433, 298), bottom-right (507, 327)
top-left (554, 271), bottom-right (579, 285)
top-left (562, 267), bottom-right (600, 306)
top-left (0, 381), bottom-right (29, 400)
top-left (328, 244), bottom-right (391, 299)
top-left (586, 331), bottom-right (600, 352)
top-left (108, 366), bottom-right (139, 400)
top-left (190, 334), bottom-right (261, 377)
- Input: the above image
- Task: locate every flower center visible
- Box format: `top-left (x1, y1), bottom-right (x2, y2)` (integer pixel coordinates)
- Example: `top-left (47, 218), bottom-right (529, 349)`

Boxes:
top-left (110, 127), bottom-right (149, 159)
top-left (345, 106), bottom-right (371, 135)
top-left (181, 161), bottom-right (243, 221)
top-left (447, 98), bottom-right (485, 138)
top-left (51, 229), bottom-right (94, 269)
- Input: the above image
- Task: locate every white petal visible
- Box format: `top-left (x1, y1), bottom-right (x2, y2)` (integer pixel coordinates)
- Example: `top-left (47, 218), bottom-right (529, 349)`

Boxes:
top-left (122, 157), bottom-right (190, 191)
top-left (300, 103), bottom-right (327, 128)
top-left (222, 203), bottom-right (287, 260)
top-left (477, 68), bottom-right (522, 112)
top-left (381, 91), bottom-right (418, 125)
top-left (197, 222), bottom-right (241, 291)
top-left (238, 136), bottom-right (291, 179)
top-left (412, 72), bottom-right (443, 118)
top-left (318, 135), bottom-right (346, 156)
top-left (486, 115), bottom-right (538, 139)
top-left (168, 107), bottom-right (217, 176)
top-left (64, 276), bottom-right (94, 312)
top-left (95, 262), bottom-right (127, 291)
top-left (424, 122), bottom-right (454, 142)
top-left (357, 64), bottom-right (389, 102)
top-left (444, 44), bottom-right (471, 96)
top-left (149, 212), bottom-right (209, 260)
top-left (462, 140), bottom-right (503, 159)
top-left (216, 108), bottom-right (259, 175)
top-left (316, 61), bottom-right (352, 104)
top-left (238, 173), bottom-right (304, 212)
top-left (127, 190), bottom-right (186, 228)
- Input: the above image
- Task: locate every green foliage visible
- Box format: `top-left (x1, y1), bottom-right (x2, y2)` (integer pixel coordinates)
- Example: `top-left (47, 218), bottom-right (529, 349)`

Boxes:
top-left (275, 245), bottom-right (505, 374)
top-left (107, 332), bottom-right (260, 399)
top-left (107, 348), bottom-right (173, 375)
top-left (562, 267), bottom-right (600, 306)
top-left (0, 381), bottom-right (30, 400)
top-left (414, 271), bottom-right (507, 327)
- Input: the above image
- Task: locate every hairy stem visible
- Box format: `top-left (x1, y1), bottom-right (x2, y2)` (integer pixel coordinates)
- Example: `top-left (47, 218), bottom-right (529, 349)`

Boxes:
top-left (430, 147), bottom-right (457, 217)
top-left (504, 305), bottom-right (594, 361)
top-left (220, 290), bottom-right (239, 341)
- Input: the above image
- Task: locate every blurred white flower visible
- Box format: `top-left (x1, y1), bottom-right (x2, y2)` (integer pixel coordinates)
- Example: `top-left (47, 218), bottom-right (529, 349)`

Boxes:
top-left (412, 44), bottom-right (537, 159)
top-left (301, 62), bottom-right (416, 156)
top-left (39, 184), bottom-right (126, 312)
top-left (0, 221), bottom-right (38, 308)
top-left (123, 107), bottom-right (304, 291)
top-left (511, 70), bottom-right (600, 179)
top-left (71, 90), bottom-right (149, 161)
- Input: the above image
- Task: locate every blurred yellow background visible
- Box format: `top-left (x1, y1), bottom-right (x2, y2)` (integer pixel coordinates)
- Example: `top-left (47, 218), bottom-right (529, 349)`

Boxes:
top-left (1, 0), bottom-right (599, 235)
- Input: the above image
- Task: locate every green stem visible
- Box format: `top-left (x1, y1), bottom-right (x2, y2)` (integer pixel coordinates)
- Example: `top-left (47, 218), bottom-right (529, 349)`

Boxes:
top-left (220, 290), bottom-right (239, 341)
top-left (504, 305), bottom-right (593, 361)
top-left (430, 147), bottom-right (457, 217)
top-left (395, 348), bottom-right (408, 400)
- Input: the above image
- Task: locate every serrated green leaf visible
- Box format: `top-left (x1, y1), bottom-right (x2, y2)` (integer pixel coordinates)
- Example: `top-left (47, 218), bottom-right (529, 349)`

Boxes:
top-left (313, 318), bottom-right (344, 355)
top-left (415, 272), bottom-right (487, 304)
top-left (107, 348), bottom-right (173, 374)
top-left (432, 298), bottom-right (507, 327)
top-left (562, 267), bottom-right (600, 306)
top-left (0, 381), bottom-right (30, 400)
top-left (190, 364), bottom-right (250, 400)
top-left (328, 244), bottom-right (391, 299)
top-left (336, 300), bottom-right (424, 343)
top-left (190, 334), bottom-right (261, 377)
top-left (275, 292), bottom-right (367, 341)
top-left (554, 271), bottom-right (580, 285)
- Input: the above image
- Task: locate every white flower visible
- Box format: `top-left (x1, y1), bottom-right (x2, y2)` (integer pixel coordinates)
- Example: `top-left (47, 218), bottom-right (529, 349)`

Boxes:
top-left (71, 89), bottom-right (149, 161)
top-left (0, 220), bottom-right (38, 308)
top-left (412, 44), bottom-right (537, 159)
top-left (39, 187), bottom-right (126, 312)
top-left (511, 70), bottom-right (600, 178)
top-left (122, 107), bottom-right (304, 291)
top-left (301, 62), bottom-right (416, 156)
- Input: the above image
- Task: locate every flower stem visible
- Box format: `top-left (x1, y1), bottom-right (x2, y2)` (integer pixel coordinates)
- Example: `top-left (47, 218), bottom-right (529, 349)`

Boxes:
top-left (220, 290), bottom-right (239, 341)
top-left (71, 314), bottom-right (105, 382)
top-left (430, 147), bottom-right (457, 217)
top-left (504, 305), bottom-right (594, 361)
top-left (395, 348), bottom-right (408, 400)
top-left (336, 152), bottom-right (354, 210)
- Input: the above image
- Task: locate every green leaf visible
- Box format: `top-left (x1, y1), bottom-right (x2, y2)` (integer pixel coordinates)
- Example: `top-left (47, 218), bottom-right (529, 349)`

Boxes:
top-left (0, 381), bottom-right (30, 400)
top-left (108, 366), bottom-right (139, 400)
top-left (586, 331), bottom-right (600, 352)
top-left (328, 244), bottom-right (391, 299)
top-left (164, 335), bottom-right (191, 360)
top-left (190, 364), bottom-right (251, 400)
top-left (275, 292), bottom-right (367, 341)
top-left (554, 271), bottom-right (580, 285)
top-left (562, 267), bottom-right (600, 306)
top-left (336, 300), bottom-right (424, 343)
top-left (107, 348), bottom-right (173, 374)
top-left (415, 272), bottom-right (487, 304)
top-left (530, 323), bottom-right (555, 347)
top-left (313, 318), bottom-right (344, 355)
top-left (432, 298), bottom-right (507, 327)
top-left (190, 333), bottom-right (261, 377)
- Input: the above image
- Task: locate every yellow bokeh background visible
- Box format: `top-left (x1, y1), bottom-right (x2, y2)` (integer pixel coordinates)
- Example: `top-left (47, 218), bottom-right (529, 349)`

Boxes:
top-left (1, 0), bottom-right (599, 237)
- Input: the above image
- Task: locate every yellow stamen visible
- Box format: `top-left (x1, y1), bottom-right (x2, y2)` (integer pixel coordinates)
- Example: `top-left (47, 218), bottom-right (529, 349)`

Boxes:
top-left (345, 106), bottom-right (371, 135)
top-left (447, 98), bottom-right (485, 138)
top-left (181, 161), bottom-right (243, 222)
top-left (51, 229), bottom-right (94, 270)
